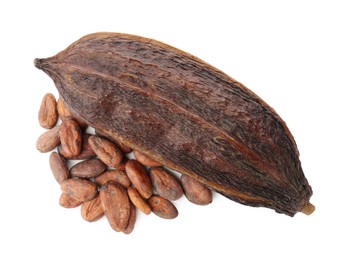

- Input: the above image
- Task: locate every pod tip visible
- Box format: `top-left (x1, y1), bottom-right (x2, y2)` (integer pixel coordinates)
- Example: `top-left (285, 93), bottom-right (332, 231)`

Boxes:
top-left (34, 58), bottom-right (43, 69)
top-left (301, 202), bottom-right (315, 215)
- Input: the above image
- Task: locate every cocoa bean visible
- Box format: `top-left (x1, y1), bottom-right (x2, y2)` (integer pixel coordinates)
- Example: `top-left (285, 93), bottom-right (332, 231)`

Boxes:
top-left (59, 119), bottom-right (82, 158)
top-left (59, 193), bottom-right (82, 208)
top-left (81, 196), bottom-right (104, 222)
top-left (148, 195), bottom-right (178, 219)
top-left (38, 93), bottom-right (58, 129)
top-left (125, 159), bottom-right (152, 199)
top-left (133, 150), bottom-right (162, 167)
top-left (49, 152), bottom-right (70, 184)
top-left (181, 175), bottom-right (212, 205)
top-left (94, 170), bottom-right (131, 188)
top-left (123, 203), bottom-right (136, 235)
top-left (127, 187), bottom-right (151, 215)
top-left (70, 158), bottom-right (106, 178)
top-left (57, 98), bottom-right (87, 128)
top-left (95, 129), bottom-right (132, 154)
top-left (36, 125), bottom-right (60, 153)
top-left (60, 179), bottom-right (97, 202)
top-left (58, 133), bottom-right (96, 160)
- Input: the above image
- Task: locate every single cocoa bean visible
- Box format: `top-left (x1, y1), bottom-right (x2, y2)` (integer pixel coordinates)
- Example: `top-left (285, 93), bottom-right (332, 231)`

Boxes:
top-left (38, 93), bottom-right (58, 129)
top-left (57, 98), bottom-right (87, 128)
top-left (59, 119), bottom-right (82, 158)
top-left (36, 125), bottom-right (60, 152)
top-left (127, 187), bottom-right (151, 215)
top-left (133, 150), bottom-right (162, 167)
top-left (61, 179), bottom-right (97, 202)
top-left (181, 175), bottom-right (212, 205)
top-left (100, 182), bottom-right (130, 232)
top-left (70, 158), bottom-right (106, 178)
top-left (49, 152), bottom-right (70, 184)
top-left (123, 203), bottom-right (136, 235)
top-left (125, 159), bottom-right (152, 199)
top-left (59, 193), bottom-right (83, 208)
top-left (148, 195), bottom-right (178, 219)
top-left (149, 167), bottom-right (183, 201)
top-left (58, 133), bottom-right (96, 160)
top-left (88, 135), bottom-right (123, 168)
top-left (81, 196), bottom-right (104, 222)
top-left (95, 129), bottom-right (132, 154)
top-left (94, 170), bottom-right (131, 188)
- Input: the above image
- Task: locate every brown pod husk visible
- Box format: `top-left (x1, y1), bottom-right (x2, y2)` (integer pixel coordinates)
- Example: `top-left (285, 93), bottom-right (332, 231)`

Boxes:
top-left (35, 32), bottom-right (313, 216)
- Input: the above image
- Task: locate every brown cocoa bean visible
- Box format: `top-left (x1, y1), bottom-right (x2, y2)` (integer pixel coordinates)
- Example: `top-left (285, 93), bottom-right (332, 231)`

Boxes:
top-left (100, 182), bottom-right (130, 232)
top-left (125, 159), bottom-right (152, 199)
top-left (57, 98), bottom-right (87, 128)
top-left (59, 119), bottom-right (82, 158)
top-left (127, 187), bottom-right (151, 215)
top-left (70, 158), bottom-right (106, 178)
top-left (95, 129), bottom-right (132, 154)
top-left (49, 152), bottom-right (70, 184)
top-left (81, 196), bottom-right (104, 222)
top-left (149, 167), bottom-right (183, 201)
top-left (181, 175), bottom-right (212, 205)
top-left (59, 193), bottom-right (83, 208)
top-left (88, 135), bottom-right (123, 168)
top-left (61, 179), bottom-right (97, 202)
top-left (148, 195), bottom-right (178, 219)
top-left (36, 125), bottom-right (60, 153)
top-left (58, 133), bottom-right (96, 160)
top-left (38, 93), bottom-right (58, 129)
top-left (116, 158), bottom-right (128, 171)
top-left (94, 170), bottom-right (131, 188)
top-left (133, 150), bottom-right (162, 167)
top-left (123, 203), bottom-right (136, 235)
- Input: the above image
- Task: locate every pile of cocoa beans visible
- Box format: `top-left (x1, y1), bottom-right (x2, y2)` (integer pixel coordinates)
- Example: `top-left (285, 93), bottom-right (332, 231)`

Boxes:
top-left (36, 93), bottom-right (213, 234)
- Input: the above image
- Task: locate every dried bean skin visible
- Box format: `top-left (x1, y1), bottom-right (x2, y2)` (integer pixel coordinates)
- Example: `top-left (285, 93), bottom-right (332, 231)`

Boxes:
top-left (35, 33), bottom-right (313, 216)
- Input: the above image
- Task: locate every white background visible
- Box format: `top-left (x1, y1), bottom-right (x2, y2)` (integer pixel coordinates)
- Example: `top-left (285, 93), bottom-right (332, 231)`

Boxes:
top-left (0, 0), bottom-right (340, 259)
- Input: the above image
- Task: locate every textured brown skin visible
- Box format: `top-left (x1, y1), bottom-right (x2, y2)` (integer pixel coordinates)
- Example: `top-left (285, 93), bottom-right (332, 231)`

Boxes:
top-left (81, 196), bottom-right (104, 222)
top-left (59, 119), bottom-right (82, 158)
top-left (70, 158), bottom-right (106, 178)
top-left (60, 179), bottom-right (98, 202)
top-left (36, 125), bottom-right (60, 152)
top-left (94, 170), bottom-right (131, 188)
top-left (58, 133), bottom-right (96, 160)
top-left (181, 175), bottom-right (213, 205)
top-left (125, 160), bottom-right (153, 199)
top-left (149, 167), bottom-right (183, 201)
top-left (38, 93), bottom-right (58, 129)
top-left (127, 187), bottom-right (151, 215)
top-left (148, 195), bottom-right (178, 219)
top-left (100, 182), bottom-right (130, 232)
top-left (133, 150), bottom-right (162, 167)
top-left (35, 32), bottom-right (313, 216)
top-left (88, 135), bottom-right (123, 168)
top-left (123, 202), bottom-right (136, 235)
top-left (49, 152), bottom-right (70, 184)
top-left (59, 193), bottom-right (83, 208)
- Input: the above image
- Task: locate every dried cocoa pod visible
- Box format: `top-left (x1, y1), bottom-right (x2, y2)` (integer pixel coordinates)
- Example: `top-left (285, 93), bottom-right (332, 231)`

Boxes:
top-left (57, 98), bottom-right (87, 128)
top-left (59, 193), bottom-right (83, 208)
top-left (94, 170), bottom-right (131, 188)
top-left (181, 175), bottom-right (212, 205)
top-left (59, 119), bottom-right (82, 158)
top-left (100, 182), bottom-right (130, 232)
top-left (148, 195), bottom-right (178, 219)
top-left (95, 129), bottom-right (132, 154)
top-left (123, 202), bottom-right (136, 235)
top-left (58, 133), bottom-right (96, 160)
top-left (35, 33), bottom-right (313, 216)
top-left (60, 179), bottom-right (97, 202)
top-left (49, 152), bottom-right (70, 184)
top-left (125, 160), bottom-right (153, 199)
top-left (88, 135), bottom-right (123, 168)
top-left (133, 150), bottom-right (162, 167)
top-left (38, 93), bottom-right (58, 129)
top-left (70, 158), bottom-right (106, 178)
top-left (81, 196), bottom-right (104, 222)
top-left (36, 125), bottom-right (60, 152)
top-left (149, 167), bottom-right (183, 201)
top-left (127, 187), bottom-right (151, 215)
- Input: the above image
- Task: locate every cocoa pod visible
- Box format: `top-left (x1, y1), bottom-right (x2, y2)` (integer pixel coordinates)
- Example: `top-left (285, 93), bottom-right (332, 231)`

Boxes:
top-left (181, 175), bottom-right (212, 205)
top-left (88, 135), bottom-right (123, 168)
top-left (133, 150), bottom-right (162, 167)
top-left (95, 129), bottom-right (132, 154)
top-left (149, 167), bottom-right (183, 201)
top-left (125, 160), bottom-right (152, 199)
top-left (127, 187), bottom-right (151, 215)
top-left (58, 133), bottom-right (96, 160)
top-left (59, 193), bottom-right (83, 208)
top-left (38, 93), bottom-right (58, 129)
top-left (35, 33), bottom-right (313, 216)
top-left (94, 170), bottom-right (131, 188)
top-left (81, 196), bottom-right (104, 222)
top-left (100, 182), bottom-right (130, 232)
top-left (49, 152), bottom-right (70, 184)
top-left (123, 202), bottom-right (136, 235)
top-left (59, 119), bottom-right (82, 158)
top-left (60, 179), bottom-right (97, 202)
top-left (148, 195), bottom-right (178, 219)
top-left (36, 125), bottom-right (60, 153)
top-left (57, 98), bottom-right (87, 128)
top-left (70, 158), bottom-right (106, 178)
